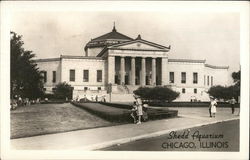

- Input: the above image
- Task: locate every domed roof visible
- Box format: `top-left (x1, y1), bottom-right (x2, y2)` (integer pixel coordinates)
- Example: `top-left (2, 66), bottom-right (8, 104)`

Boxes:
top-left (85, 26), bottom-right (133, 50)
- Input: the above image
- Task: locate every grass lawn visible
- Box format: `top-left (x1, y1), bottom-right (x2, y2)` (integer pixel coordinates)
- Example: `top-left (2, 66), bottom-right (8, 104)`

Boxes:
top-left (11, 103), bottom-right (117, 139)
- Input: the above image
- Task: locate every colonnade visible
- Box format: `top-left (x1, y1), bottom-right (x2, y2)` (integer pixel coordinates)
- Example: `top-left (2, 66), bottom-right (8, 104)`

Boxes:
top-left (108, 56), bottom-right (168, 86)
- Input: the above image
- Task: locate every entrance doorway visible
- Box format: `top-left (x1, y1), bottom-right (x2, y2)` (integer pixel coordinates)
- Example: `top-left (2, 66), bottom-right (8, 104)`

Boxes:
top-left (115, 75), bottom-right (120, 84)
top-left (125, 75), bottom-right (129, 85)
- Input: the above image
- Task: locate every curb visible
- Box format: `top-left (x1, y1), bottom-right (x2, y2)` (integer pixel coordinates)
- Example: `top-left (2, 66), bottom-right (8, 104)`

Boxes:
top-left (77, 117), bottom-right (239, 150)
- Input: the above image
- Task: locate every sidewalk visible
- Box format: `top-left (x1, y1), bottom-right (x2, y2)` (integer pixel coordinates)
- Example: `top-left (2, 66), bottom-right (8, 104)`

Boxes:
top-left (11, 107), bottom-right (240, 150)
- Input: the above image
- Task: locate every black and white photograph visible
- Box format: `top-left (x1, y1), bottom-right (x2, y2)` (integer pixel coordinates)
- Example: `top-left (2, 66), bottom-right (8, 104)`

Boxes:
top-left (0, 1), bottom-right (249, 160)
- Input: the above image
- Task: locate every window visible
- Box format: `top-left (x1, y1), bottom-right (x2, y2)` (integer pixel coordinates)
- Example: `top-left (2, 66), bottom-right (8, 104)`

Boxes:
top-left (52, 71), bottom-right (56, 83)
top-left (98, 87), bottom-right (101, 90)
top-left (70, 69), bottom-right (75, 82)
top-left (211, 76), bottom-right (213, 86)
top-left (204, 75), bottom-right (206, 85)
top-left (194, 88), bottom-right (197, 94)
top-left (182, 88), bottom-right (185, 93)
top-left (169, 72), bottom-right (174, 83)
top-left (42, 71), bottom-right (47, 83)
top-left (193, 72), bottom-right (198, 84)
top-left (83, 70), bottom-right (89, 82)
top-left (181, 72), bottom-right (186, 83)
top-left (207, 76), bottom-right (209, 85)
top-left (97, 70), bottom-right (102, 82)
top-left (84, 87), bottom-right (88, 91)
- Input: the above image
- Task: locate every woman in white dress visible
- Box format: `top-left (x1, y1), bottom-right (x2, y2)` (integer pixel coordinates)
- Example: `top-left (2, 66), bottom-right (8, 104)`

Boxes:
top-left (211, 98), bottom-right (217, 118)
top-left (134, 95), bottom-right (143, 124)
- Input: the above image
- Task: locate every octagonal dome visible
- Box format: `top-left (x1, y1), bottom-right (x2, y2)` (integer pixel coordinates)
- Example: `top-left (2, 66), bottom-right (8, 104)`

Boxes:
top-left (84, 26), bottom-right (133, 51)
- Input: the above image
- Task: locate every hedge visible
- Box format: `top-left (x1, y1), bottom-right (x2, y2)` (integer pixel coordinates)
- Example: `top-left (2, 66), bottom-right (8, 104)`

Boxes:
top-left (149, 102), bottom-right (240, 108)
top-left (145, 108), bottom-right (178, 119)
top-left (71, 102), bottom-right (178, 122)
top-left (134, 86), bottom-right (180, 102)
top-left (71, 102), bottom-right (131, 122)
top-left (99, 102), bottom-right (132, 110)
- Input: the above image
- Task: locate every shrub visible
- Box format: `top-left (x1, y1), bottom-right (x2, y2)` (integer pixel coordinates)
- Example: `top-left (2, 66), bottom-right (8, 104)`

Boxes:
top-left (99, 102), bottom-right (132, 109)
top-left (53, 82), bottom-right (73, 100)
top-left (208, 85), bottom-right (239, 101)
top-left (42, 93), bottom-right (55, 99)
top-left (148, 101), bottom-right (240, 108)
top-left (71, 102), bottom-right (131, 122)
top-left (133, 86), bottom-right (179, 102)
top-left (71, 102), bottom-right (178, 122)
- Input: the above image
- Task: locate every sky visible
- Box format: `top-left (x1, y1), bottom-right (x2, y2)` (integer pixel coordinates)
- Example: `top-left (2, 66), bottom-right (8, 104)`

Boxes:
top-left (11, 11), bottom-right (240, 76)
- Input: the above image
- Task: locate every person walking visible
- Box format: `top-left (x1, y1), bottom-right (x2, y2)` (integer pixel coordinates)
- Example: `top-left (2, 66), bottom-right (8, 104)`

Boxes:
top-left (229, 97), bottom-right (236, 114)
top-left (134, 95), bottom-right (143, 124)
top-left (210, 97), bottom-right (217, 118)
top-left (103, 95), bottom-right (106, 102)
top-left (209, 96), bottom-right (213, 117)
top-left (18, 96), bottom-right (22, 106)
top-left (83, 95), bottom-right (87, 102)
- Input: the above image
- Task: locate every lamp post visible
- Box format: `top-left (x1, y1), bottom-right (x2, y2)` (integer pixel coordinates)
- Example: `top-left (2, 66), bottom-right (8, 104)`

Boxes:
top-left (107, 83), bottom-right (112, 102)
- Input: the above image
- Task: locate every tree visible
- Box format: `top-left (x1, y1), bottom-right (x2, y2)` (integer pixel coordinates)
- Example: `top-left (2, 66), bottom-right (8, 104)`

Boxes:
top-left (53, 82), bottom-right (73, 100)
top-left (208, 70), bottom-right (240, 101)
top-left (11, 31), bottom-right (44, 99)
top-left (232, 70), bottom-right (240, 98)
top-left (133, 86), bottom-right (180, 102)
top-left (208, 85), bottom-right (231, 100)
top-left (232, 71), bottom-right (240, 85)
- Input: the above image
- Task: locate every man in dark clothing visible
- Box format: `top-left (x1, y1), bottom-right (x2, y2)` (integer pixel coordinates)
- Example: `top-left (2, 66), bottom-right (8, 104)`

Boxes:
top-left (209, 96), bottom-right (213, 117)
top-left (230, 97), bottom-right (237, 114)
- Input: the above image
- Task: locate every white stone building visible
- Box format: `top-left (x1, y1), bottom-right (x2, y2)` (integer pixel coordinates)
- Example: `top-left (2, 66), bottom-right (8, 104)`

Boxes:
top-left (35, 26), bottom-right (229, 102)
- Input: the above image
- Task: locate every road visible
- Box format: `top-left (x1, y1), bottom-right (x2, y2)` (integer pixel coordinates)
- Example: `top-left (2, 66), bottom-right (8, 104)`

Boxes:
top-left (102, 119), bottom-right (239, 151)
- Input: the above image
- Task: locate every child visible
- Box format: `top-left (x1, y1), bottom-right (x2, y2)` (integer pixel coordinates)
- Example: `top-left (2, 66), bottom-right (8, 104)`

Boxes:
top-left (130, 101), bottom-right (138, 124)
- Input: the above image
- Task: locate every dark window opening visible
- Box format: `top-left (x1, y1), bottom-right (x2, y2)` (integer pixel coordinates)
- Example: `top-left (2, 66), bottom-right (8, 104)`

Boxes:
top-left (70, 69), bottom-right (75, 82)
top-left (182, 88), bottom-right (185, 93)
top-left (181, 72), bottom-right (186, 83)
top-left (97, 70), bottom-right (102, 82)
top-left (42, 71), bottom-right (47, 83)
top-left (170, 72), bottom-right (174, 83)
top-left (83, 70), bottom-right (89, 82)
top-left (52, 71), bottom-right (56, 83)
top-left (207, 76), bottom-right (210, 85)
top-left (193, 72), bottom-right (198, 84)
top-left (194, 88), bottom-right (197, 94)
top-left (211, 76), bottom-right (213, 86)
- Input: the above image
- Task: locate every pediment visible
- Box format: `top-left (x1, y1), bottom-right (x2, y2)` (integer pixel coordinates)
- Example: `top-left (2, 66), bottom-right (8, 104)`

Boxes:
top-left (108, 39), bottom-right (170, 51)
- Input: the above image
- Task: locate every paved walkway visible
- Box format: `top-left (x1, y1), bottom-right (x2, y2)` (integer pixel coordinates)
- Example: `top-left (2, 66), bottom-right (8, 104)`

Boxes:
top-left (11, 107), bottom-right (240, 150)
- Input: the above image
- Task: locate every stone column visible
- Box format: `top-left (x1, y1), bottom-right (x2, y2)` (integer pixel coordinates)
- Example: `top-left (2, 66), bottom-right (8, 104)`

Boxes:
top-left (152, 58), bottom-right (156, 85)
top-left (161, 57), bottom-right (168, 85)
top-left (120, 56), bottom-right (125, 85)
top-left (108, 56), bottom-right (115, 84)
top-left (130, 57), bottom-right (135, 85)
top-left (141, 57), bottom-right (146, 86)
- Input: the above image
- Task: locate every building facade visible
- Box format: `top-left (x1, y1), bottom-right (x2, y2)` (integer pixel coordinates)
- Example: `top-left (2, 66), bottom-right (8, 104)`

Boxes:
top-left (35, 26), bottom-right (229, 102)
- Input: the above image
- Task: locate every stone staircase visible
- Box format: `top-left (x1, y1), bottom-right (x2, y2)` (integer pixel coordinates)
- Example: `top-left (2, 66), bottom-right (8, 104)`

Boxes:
top-left (113, 84), bottom-right (132, 94)
top-left (126, 85), bottom-right (140, 94)
top-left (113, 85), bottom-right (127, 94)
top-left (109, 93), bottom-right (135, 102)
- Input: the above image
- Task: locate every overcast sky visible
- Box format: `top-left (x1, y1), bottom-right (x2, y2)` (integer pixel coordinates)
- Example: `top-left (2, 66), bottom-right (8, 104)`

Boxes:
top-left (11, 11), bottom-right (240, 74)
